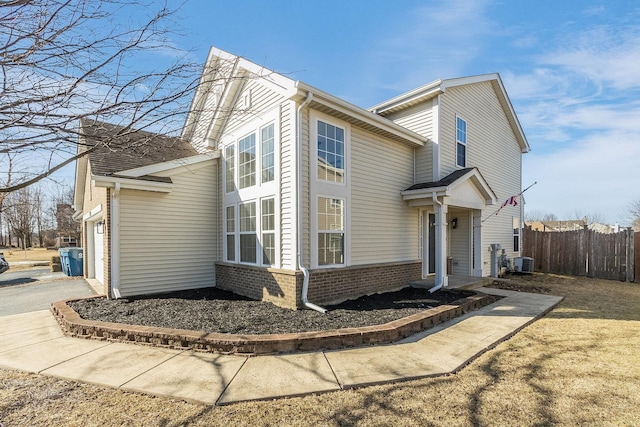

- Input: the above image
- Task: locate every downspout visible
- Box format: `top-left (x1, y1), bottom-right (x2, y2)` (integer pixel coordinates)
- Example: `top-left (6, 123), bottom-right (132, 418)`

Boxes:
top-left (296, 91), bottom-right (327, 313)
top-left (111, 182), bottom-right (121, 299)
top-left (429, 192), bottom-right (446, 294)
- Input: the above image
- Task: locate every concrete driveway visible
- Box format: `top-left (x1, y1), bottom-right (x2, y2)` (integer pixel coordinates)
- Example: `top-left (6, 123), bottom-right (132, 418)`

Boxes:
top-left (0, 268), bottom-right (96, 316)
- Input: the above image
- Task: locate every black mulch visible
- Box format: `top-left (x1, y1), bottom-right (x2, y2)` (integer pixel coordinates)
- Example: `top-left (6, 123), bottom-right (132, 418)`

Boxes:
top-left (68, 286), bottom-right (475, 335)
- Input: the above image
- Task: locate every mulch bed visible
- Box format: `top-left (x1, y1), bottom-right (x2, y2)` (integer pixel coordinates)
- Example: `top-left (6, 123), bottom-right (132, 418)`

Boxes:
top-left (69, 286), bottom-right (475, 335)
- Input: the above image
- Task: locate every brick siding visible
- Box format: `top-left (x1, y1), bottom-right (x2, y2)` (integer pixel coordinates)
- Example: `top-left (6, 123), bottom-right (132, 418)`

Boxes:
top-left (215, 260), bottom-right (422, 309)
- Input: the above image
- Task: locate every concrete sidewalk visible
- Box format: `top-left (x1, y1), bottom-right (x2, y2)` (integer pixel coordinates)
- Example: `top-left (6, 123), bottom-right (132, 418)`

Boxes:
top-left (0, 288), bottom-right (563, 405)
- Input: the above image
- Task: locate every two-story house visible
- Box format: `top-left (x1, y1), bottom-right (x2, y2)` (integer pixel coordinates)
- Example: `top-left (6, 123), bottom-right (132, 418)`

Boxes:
top-left (74, 46), bottom-right (529, 309)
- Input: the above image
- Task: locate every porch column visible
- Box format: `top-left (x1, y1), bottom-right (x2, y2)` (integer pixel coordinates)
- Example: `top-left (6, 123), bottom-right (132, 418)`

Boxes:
top-left (434, 200), bottom-right (448, 290)
top-left (473, 210), bottom-right (482, 276)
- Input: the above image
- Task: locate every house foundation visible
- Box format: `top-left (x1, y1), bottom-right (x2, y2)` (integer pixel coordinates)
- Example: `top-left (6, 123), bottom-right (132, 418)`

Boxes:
top-left (215, 260), bottom-right (422, 309)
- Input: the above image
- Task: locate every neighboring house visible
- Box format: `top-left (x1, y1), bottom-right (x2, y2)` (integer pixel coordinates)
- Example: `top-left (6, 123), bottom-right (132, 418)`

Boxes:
top-left (56, 203), bottom-right (80, 247)
top-left (527, 219), bottom-right (623, 233)
top-left (74, 46), bottom-right (529, 308)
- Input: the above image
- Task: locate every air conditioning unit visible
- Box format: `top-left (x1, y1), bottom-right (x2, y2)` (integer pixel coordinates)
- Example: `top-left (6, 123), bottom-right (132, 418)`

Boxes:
top-left (513, 257), bottom-right (534, 274)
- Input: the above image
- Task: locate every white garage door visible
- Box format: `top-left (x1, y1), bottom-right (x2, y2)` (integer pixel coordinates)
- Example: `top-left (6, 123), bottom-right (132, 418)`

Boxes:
top-left (94, 221), bottom-right (104, 284)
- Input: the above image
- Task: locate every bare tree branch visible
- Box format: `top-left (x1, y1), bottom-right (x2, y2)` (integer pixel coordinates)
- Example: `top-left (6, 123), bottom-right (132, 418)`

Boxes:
top-left (0, 0), bottom-right (203, 192)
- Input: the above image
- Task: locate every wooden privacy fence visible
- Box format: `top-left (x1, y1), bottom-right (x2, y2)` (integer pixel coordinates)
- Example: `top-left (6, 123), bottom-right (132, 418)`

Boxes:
top-left (522, 227), bottom-right (635, 282)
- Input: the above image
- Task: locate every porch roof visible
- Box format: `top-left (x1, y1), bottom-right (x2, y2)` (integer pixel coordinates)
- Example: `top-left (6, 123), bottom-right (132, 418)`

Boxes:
top-left (401, 167), bottom-right (497, 209)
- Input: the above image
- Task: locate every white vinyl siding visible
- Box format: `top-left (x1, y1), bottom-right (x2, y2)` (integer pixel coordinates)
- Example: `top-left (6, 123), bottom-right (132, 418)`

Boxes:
top-left (224, 80), bottom-right (286, 135)
top-left (279, 101), bottom-right (296, 269)
top-left (383, 99), bottom-right (435, 183)
top-left (440, 81), bottom-right (523, 275)
top-left (118, 161), bottom-right (218, 297)
top-left (350, 127), bottom-right (418, 265)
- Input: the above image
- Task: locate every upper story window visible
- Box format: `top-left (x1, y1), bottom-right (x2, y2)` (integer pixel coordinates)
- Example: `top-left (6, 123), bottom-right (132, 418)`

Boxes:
top-left (224, 120), bottom-right (277, 194)
top-left (456, 116), bottom-right (467, 168)
top-left (261, 124), bottom-right (275, 184)
top-left (225, 145), bottom-right (235, 193)
top-left (317, 120), bottom-right (345, 184)
top-left (238, 133), bottom-right (256, 189)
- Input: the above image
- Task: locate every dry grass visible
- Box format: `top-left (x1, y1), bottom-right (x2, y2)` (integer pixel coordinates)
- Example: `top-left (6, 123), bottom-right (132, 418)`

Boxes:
top-left (1, 273), bottom-right (639, 426)
top-left (2, 248), bottom-right (56, 263)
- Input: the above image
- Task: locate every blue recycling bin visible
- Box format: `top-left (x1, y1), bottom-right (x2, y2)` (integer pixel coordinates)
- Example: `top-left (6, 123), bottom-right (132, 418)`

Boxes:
top-left (59, 248), bottom-right (83, 276)
top-left (59, 248), bottom-right (71, 276)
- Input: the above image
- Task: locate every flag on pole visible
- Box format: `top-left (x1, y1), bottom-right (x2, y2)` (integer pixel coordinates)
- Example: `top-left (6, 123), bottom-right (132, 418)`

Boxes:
top-left (481, 181), bottom-right (537, 223)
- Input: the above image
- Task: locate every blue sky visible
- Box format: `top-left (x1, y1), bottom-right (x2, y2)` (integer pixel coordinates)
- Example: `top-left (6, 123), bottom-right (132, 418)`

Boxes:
top-left (63, 0), bottom-right (640, 224)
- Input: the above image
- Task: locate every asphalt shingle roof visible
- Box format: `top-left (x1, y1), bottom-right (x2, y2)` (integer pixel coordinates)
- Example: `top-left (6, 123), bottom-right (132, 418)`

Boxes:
top-left (404, 167), bottom-right (477, 191)
top-left (80, 118), bottom-right (198, 177)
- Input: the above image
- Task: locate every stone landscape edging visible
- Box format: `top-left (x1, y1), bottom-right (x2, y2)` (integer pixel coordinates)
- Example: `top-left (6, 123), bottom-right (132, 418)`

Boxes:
top-left (50, 292), bottom-right (500, 355)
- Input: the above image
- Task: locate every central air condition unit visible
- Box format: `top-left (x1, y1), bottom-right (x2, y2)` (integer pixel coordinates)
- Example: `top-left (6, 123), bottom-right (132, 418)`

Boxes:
top-left (513, 257), bottom-right (534, 274)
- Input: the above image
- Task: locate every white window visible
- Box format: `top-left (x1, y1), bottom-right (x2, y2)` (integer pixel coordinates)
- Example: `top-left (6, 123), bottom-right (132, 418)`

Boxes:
top-left (261, 198), bottom-right (276, 265)
top-left (225, 145), bottom-right (235, 193)
top-left (513, 217), bottom-right (521, 252)
top-left (225, 205), bottom-right (235, 261)
top-left (238, 133), bottom-right (256, 189)
top-left (317, 120), bottom-right (345, 184)
top-left (261, 124), bottom-right (275, 184)
top-left (456, 116), bottom-right (467, 168)
top-left (318, 196), bottom-right (344, 265)
top-left (239, 202), bottom-right (257, 263)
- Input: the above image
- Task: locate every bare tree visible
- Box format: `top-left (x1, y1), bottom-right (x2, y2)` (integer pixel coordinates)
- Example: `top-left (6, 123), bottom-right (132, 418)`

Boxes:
top-left (525, 210), bottom-right (558, 222)
top-left (0, 0), bottom-right (204, 193)
top-left (626, 198), bottom-right (640, 231)
top-left (4, 187), bottom-right (35, 248)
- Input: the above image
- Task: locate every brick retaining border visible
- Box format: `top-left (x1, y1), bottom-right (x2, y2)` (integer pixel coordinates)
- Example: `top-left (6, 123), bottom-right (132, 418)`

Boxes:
top-left (50, 292), bottom-right (500, 356)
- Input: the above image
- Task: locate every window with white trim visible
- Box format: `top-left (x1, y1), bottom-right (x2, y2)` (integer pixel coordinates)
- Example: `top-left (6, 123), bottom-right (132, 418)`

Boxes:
top-left (225, 205), bottom-right (235, 261)
top-left (318, 196), bottom-right (344, 265)
top-left (239, 201), bottom-right (257, 263)
top-left (513, 217), bottom-right (521, 252)
top-left (238, 133), bottom-right (256, 189)
top-left (225, 145), bottom-right (235, 193)
top-left (261, 198), bottom-right (276, 265)
top-left (456, 116), bottom-right (467, 167)
top-left (317, 120), bottom-right (345, 184)
top-left (261, 124), bottom-right (275, 184)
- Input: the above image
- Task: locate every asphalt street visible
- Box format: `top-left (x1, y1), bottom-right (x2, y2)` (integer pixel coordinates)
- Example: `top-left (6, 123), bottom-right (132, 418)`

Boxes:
top-left (0, 268), bottom-right (95, 316)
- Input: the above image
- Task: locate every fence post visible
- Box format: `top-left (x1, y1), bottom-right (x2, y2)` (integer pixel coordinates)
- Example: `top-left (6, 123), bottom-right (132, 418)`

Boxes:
top-left (627, 228), bottom-right (634, 282)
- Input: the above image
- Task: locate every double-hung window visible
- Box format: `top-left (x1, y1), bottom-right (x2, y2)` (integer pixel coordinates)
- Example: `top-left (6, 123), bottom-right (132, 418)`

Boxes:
top-left (456, 116), bottom-right (467, 167)
top-left (318, 196), bottom-right (344, 265)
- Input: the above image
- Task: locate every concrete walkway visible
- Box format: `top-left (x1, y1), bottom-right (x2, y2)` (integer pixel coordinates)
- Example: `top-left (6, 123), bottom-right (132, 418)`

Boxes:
top-left (0, 288), bottom-right (563, 405)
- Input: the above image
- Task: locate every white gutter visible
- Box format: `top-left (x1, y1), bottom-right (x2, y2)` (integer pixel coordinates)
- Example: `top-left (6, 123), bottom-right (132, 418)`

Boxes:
top-left (429, 193), bottom-right (448, 294)
top-left (296, 91), bottom-right (327, 314)
top-left (111, 183), bottom-right (121, 299)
